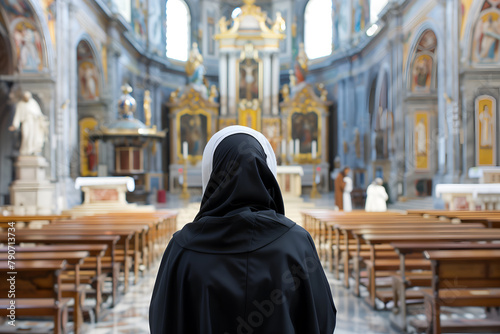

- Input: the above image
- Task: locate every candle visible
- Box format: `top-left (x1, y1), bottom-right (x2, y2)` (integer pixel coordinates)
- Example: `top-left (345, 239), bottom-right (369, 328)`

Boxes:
top-left (182, 141), bottom-right (188, 159)
top-left (281, 139), bottom-right (286, 156)
top-left (312, 140), bottom-right (317, 159)
top-left (289, 140), bottom-right (293, 157)
top-left (294, 139), bottom-right (300, 156)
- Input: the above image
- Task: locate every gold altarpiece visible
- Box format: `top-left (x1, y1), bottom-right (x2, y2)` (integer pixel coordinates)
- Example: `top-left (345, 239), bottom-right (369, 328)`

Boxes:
top-left (167, 87), bottom-right (218, 192)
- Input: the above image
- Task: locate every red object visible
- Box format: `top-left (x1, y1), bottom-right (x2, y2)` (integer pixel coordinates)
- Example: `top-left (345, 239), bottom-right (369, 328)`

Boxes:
top-left (157, 190), bottom-right (166, 203)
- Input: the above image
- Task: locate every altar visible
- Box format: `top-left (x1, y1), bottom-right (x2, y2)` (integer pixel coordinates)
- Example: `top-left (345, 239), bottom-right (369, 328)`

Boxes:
top-left (435, 183), bottom-right (500, 210)
top-left (63, 177), bottom-right (155, 217)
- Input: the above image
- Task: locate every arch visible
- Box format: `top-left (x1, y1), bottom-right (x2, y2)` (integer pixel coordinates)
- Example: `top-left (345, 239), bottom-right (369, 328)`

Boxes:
top-left (0, 0), bottom-right (55, 74)
top-left (469, 1), bottom-right (500, 65)
top-left (166, 0), bottom-right (191, 61)
top-left (406, 29), bottom-right (438, 93)
top-left (75, 36), bottom-right (103, 102)
top-left (404, 21), bottom-right (442, 92)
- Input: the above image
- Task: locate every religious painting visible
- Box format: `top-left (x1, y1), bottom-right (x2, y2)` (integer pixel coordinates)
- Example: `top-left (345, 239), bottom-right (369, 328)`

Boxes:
top-left (414, 112), bottom-right (430, 171)
top-left (177, 109), bottom-right (211, 160)
top-left (262, 118), bottom-right (281, 156)
top-left (41, 0), bottom-right (56, 46)
top-left (79, 117), bottom-right (99, 177)
top-left (77, 41), bottom-right (100, 101)
top-left (12, 20), bottom-right (43, 73)
top-left (237, 57), bottom-right (262, 102)
top-left (472, 5), bottom-right (500, 64)
top-left (352, 0), bottom-right (370, 33)
top-left (475, 95), bottom-right (496, 165)
top-left (289, 109), bottom-right (320, 158)
top-left (238, 107), bottom-right (261, 131)
top-left (409, 30), bottom-right (437, 92)
top-left (132, 0), bottom-right (147, 43)
top-left (218, 118), bottom-right (237, 130)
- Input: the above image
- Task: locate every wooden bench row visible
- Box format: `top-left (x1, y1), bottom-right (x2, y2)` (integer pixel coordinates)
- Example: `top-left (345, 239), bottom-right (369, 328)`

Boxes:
top-left (0, 211), bottom-right (178, 334)
top-left (301, 209), bottom-right (500, 334)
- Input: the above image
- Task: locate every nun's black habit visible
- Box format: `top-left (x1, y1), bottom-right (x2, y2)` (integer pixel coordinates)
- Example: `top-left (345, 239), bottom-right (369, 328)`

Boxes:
top-left (150, 126), bottom-right (336, 334)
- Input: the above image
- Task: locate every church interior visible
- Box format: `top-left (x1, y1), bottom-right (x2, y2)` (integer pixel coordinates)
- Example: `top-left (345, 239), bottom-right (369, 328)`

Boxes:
top-left (1, 0), bottom-right (500, 333)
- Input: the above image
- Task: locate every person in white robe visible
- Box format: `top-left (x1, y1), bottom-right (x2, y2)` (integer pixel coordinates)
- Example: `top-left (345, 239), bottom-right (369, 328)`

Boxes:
top-left (365, 178), bottom-right (389, 212)
top-left (9, 91), bottom-right (48, 156)
top-left (343, 174), bottom-right (353, 212)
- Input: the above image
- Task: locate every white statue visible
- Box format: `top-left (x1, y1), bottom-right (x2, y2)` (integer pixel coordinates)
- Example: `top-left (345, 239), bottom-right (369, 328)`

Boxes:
top-left (414, 118), bottom-right (427, 155)
top-left (9, 91), bottom-right (48, 156)
top-left (479, 104), bottom-right (493, 147)
top-left (343, 174), bottom-right (353, 212)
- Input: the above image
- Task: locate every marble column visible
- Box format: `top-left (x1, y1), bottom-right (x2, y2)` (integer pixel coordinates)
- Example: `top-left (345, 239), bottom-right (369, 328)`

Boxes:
top-left (444, 0), bottom-right (462, 182)
top-left (228, 52), bottom-right (237, 115)
top-left (271, 53), bottom-right (280, 116)
top-left (262, 52), bottom-right (271, 115)
top-left (219, 52), bottom-right (228, 116)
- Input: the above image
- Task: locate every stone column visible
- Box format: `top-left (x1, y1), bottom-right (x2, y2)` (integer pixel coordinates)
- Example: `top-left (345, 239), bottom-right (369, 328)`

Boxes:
top-left (444, 0), bottom-right (462, 182)
top-left (262, 52), bottom-right (271, 115)
top-left (271, 53), bottom-right (280, 116)
top-left (228, 51), bottom-right (238, 115)
top-left (219, 52), bottom-right (228, 115)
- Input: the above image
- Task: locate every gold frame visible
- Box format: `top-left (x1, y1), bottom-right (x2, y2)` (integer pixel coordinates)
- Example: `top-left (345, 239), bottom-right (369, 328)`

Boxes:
top-left (238, 106), bottom-right (262, 131)
top-left (236, 56), bottom-right (264, 102)
top-left (79, 117), bottom-right (99, 177)
top-left (287, 107), bottom-right (322, 163)
top-left (176, 108), bottom-right (212, 163)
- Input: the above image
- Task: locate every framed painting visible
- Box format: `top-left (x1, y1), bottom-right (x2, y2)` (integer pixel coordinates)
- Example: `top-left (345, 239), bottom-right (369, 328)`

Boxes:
top-left (237, 56), bottom-right (263, 102)
top-left (414, 111), bottom-right (430, 171)
top-left (176, 108), bottom-right (211, 161)
top-left (475, 95), bottom-right (496, 166)
top-left (288, 108), bottom-right (321, 161)
top-left (79, 117), bottom-right (99, 177)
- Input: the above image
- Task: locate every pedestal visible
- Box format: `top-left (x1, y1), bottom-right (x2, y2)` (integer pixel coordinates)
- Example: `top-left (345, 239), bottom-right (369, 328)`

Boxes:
top-left (10, 156), bottom-right (54, 215)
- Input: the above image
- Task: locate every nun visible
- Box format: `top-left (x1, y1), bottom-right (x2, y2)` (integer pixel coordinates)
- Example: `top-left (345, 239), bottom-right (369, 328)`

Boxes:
top-left (149, 126), bottom-right (336, 334)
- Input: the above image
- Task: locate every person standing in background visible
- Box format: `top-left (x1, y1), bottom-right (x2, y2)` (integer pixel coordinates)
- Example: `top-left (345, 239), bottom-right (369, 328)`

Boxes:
top-left (334, 167), bottom-right (350, 210)
top-left (365, 178), bottom-right (389, 212)
top-left (343, 171), bottom-right (353, 212)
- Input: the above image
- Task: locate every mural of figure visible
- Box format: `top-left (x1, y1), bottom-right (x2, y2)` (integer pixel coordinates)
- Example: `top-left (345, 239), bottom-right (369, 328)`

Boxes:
top-left (14, 22), bottom-right (42, 72)
top-left (79, 62), bottom-right (99, 100)
top-left (413, 56), bottom-right (431, 89)
top-left (479, 15), bottom-right (500, 60)
top-left (9, 91), bottom-right (48, 155)
top-left (415, 118), bottom-right (427, 155)
top-left (479, 104), bottom-right (493, 147)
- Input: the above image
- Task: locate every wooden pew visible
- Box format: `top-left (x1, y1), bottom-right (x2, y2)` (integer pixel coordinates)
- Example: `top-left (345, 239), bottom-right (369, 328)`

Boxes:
top-left (0, 215), bottom-right (72, 229)
top-left (0, 244), bottom-right (108, 319)
top-left (338, 223), bottom-right (485, 291)
top-left (39, 224), bottom-right (148, 284)
top-left (390, 242), bottom-right (500, 331)
top-left (0, 260), bottom-right (70, 334)
top-left (0, 252), bottom-right (89, 334)
top-left (359, 233), bottom-right (500, 309)
top-left (412, 249), bottom-right (500, 334)
top-left (0, 234), bottom-right (120, 307)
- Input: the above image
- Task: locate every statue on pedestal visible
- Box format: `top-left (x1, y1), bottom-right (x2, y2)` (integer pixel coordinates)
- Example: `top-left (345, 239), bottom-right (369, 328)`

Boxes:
top-left (185, 43), bottom-right (208, 98)
top-left (9, 91), bottom-right (48, 156)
